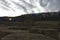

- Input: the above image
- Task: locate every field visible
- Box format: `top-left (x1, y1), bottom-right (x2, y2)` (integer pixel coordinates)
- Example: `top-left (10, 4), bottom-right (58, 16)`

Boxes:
top-left (0, 21), bottom-right (60, 40)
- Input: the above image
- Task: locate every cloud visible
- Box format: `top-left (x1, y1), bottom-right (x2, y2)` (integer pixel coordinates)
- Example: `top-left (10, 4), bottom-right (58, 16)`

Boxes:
top-left (0, 0), bottom-right (60, 17)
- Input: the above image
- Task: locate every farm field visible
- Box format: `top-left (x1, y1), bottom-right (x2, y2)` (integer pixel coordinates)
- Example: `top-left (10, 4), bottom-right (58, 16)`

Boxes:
top-left (0, 21), bottom-right (60, 40)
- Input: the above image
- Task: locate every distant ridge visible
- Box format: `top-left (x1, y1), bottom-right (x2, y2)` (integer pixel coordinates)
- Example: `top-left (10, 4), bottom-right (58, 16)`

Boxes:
top-left (0, 11), bottom-right (60, 22)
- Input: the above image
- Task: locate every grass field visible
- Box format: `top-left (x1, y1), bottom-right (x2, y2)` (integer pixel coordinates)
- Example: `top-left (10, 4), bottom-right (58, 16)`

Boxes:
top-left (0, 21), bottom-right (60, 40)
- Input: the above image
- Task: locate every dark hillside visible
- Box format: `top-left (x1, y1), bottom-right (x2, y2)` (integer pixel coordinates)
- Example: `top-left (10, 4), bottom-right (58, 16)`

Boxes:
top-left (0, 11), bottom-right (60, 22)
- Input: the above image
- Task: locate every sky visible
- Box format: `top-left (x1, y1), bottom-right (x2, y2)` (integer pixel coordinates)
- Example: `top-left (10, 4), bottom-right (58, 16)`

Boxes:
top-left (0, 0), bottom-right (60, 17)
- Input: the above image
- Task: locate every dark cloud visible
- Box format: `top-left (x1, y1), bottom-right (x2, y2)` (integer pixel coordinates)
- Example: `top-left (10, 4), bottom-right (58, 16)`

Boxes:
top-left (40, 0), bottom-right (60, 12)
